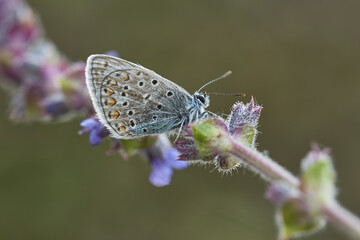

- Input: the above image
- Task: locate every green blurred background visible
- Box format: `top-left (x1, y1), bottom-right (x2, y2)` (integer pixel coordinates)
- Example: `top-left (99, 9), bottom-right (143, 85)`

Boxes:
top-left (1, 0), bottom-right (360, 239)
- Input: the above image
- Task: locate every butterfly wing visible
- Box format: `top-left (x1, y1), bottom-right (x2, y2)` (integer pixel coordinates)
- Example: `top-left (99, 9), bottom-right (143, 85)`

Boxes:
top-left (86, 54), bottom-right (193, 139)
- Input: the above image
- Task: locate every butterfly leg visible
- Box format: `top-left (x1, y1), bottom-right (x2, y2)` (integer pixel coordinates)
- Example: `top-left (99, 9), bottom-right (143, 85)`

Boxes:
top-left (174, 117), bottom-right (186, 143)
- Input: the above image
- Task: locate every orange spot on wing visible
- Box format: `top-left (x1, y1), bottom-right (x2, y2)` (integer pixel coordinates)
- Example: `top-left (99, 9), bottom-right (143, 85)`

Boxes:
top-left (108, 79), bottom-right (117, 86)
top-left (104, 88), bottom-right (114, 96)
top-left (107, 97), bottom-right (116, 107)
top-left (120, 126), bottom-right (126, 133)
top-left (108, 110), bottom-right (119, 120)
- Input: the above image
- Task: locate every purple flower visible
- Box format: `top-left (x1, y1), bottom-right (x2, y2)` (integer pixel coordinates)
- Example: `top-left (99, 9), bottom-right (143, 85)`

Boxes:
top-left (43, 100), bottom-right (69, 118)
top-left (146, 135), bottom-right (188, 187)
top-left (228, 97), bottom-right (262, 136)
top-left (0, 0), bottom-right (92, 122)
top-left (265, 182), bottom-right (298, 206)
top-left (78, 118), bottom-right (109, 146)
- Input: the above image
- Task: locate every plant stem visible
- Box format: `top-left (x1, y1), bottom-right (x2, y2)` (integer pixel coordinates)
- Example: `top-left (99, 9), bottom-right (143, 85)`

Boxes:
top-left (229, 139), bottom-right (360, 240)
top-left (229, 140), bottom-right (299, 187)
top-left (322, 201), bottom-right (360, 240)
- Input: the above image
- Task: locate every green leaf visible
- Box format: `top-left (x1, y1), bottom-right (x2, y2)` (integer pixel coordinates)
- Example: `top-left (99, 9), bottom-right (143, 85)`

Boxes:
top-left (301, 157), bottom-right (336, 202)
top-left (121, 137), bottom-right (156, 157)
top-left (279, 198), bottom-right (324, 239)
top-left (233, 125), bottom-right (256, 148)
top-left (191, 119), bottom-right (231, 161)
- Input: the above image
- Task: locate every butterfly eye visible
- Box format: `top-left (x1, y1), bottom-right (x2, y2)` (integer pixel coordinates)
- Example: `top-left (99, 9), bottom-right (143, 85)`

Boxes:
top-left (196, 95), bottom-right (206, 104)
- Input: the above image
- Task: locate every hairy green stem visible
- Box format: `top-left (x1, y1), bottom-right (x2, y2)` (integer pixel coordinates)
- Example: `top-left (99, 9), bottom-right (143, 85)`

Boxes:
top-left (229, 139), bottom-right (360, 240)
top-left (229, 141), bottom-right (299, 187)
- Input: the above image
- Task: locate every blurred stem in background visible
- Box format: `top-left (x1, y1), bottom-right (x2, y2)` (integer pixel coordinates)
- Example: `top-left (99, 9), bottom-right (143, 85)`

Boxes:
top-left (0, 0), bottom-right (359, 239)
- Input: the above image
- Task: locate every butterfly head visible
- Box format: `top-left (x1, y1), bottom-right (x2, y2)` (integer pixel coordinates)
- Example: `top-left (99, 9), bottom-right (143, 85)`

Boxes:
top-left (193, 91), bottom-right (210, 108)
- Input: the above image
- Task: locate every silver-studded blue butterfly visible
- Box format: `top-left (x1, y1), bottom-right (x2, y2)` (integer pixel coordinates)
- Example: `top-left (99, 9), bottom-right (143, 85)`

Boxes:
top-left (85, 54), bottom-right (230, 139)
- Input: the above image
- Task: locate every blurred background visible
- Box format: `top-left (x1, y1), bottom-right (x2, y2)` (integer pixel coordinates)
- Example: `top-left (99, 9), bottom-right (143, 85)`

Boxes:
top-left (1, 0), bottom-right (360, 239)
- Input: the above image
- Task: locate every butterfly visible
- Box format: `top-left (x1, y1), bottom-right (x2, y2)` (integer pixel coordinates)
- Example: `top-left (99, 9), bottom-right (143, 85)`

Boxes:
top-left (85, 54), bottom-right (230, 139)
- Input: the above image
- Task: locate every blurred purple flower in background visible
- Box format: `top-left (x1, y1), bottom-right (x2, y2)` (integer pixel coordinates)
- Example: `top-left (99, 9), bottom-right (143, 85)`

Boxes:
top-left (0, 0), bottom-right (90, 121)
top-left (265, 182), bottom-right (298, 206)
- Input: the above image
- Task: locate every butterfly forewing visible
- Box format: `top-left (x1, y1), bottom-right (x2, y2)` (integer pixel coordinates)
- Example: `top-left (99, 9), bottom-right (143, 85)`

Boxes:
top-left (86, 54), bottom-right (193, 139)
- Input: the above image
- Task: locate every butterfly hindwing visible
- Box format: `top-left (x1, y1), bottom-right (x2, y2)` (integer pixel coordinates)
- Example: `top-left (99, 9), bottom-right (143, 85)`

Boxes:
top-left (85, 54), bottom-right (193, 139)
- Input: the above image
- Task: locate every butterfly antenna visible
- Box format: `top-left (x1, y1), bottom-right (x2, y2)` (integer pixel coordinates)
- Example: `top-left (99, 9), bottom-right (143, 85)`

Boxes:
top-left (207, 92), bottom-right (246, 97)
top-left (198, 71), bottom-right (232, 92)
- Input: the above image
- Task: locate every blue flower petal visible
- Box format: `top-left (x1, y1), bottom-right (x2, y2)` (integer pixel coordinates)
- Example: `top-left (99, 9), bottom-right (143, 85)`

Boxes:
top-left (89, 129), bottom-right (103, 146)
top-left (149, 159), bottom-right (173, 187)
top-left (79, 118), bottom-right (108, 146)
top-left (165, 148), bottom-right (189, 170)
top-left (80, 118), bottom-right (100, 128)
